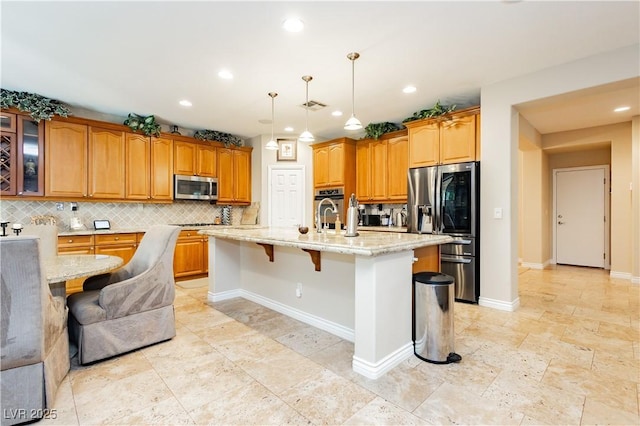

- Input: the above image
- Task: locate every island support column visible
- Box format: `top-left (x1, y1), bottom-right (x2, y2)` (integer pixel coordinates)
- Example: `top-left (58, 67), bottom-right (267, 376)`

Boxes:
top-left (352, 250), bottom-right (415, 379)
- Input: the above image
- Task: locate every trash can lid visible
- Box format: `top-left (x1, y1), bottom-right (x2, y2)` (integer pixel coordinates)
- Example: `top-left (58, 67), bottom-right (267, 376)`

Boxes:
top-left (413, 271), bottom-right (455, 285)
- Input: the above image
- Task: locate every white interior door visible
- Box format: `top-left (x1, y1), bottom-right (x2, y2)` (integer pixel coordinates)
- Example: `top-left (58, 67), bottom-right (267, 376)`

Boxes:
top-left (555, 167), bottom-right (606, 268)
top-left (269, 166), bottom-right (304, 227)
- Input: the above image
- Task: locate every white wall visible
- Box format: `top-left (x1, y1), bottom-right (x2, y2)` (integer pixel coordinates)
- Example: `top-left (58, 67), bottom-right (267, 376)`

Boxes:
top-left (480, 44), bottom-right (640, 310)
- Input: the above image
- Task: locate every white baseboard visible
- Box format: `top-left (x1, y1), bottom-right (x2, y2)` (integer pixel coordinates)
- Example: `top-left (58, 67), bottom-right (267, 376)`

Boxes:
top-left (208, 289), bottom-right (242, 302)
top-left (352, 342), bottom-right (414, 380)
top-left (609, 271), bottom-right (632, 280)
top-left (520, 260), bottom-right (549, 269)
top-left (478, 296), bottom-right (520, 312)
top-left (632, 276), bottom-right (640, 285)
top-left (225, 290), bottom-right (355, 342)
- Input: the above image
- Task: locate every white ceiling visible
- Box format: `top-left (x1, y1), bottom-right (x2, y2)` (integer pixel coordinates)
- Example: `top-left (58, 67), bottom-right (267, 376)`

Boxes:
top-left (2, 1), bottom-right (638, 141)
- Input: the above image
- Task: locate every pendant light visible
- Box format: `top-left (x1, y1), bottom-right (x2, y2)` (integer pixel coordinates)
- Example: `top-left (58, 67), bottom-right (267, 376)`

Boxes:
top-left (265, 92), bottom-right (279, 150)
top-left (344, 52), bottom-right (362, 130)
top-left (298, 75), bottom-right (315, 143)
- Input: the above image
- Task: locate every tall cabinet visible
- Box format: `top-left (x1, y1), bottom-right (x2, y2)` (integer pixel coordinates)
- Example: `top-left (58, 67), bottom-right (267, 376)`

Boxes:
top-left (1, 112), bottom-right (45, 196)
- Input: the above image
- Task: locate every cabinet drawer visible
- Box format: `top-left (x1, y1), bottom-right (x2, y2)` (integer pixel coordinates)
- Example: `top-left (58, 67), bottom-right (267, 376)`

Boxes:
top-left (178, 229), bottom-right (203, 240)
top-left (58, 234), bottom-right (94, 248)
top-left (95, 233), bottom-right (137, 245)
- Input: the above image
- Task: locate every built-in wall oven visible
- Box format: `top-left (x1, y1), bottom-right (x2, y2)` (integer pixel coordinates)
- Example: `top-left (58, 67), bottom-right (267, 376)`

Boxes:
top-left (313, 188), bottom-right (345, 230)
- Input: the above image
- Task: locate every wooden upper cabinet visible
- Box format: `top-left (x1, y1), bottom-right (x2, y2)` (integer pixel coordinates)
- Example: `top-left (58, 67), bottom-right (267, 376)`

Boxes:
top-left (174, 141), bottom-right (216, 177)
top-left (408, 121), bottom-right (439, 168)
top-left (150, 137), bottom-right (173, 200)
top-left (1, 132), bottom-right (17, 195)
top-left (125, 133), bottom-right (150, 200)
top-left (217, 147), bottom-right (251, 204)
top-left (439, 114), bottom-right (476, 164)
top-left (196, 144), bottom-right (216, 177)
top-left (88, 126), bottom-right (125, 199)
top-left (355, 141), bottom-right (371, 201)
top-left (45, 121), bottom-right (88, 197)
top-left (173, 141), bottom-right (196, 175)
top-left (311, 138), bottom-right (356, 189)
top-left (370, 140), bottom-right (387, 201)
top-left (386, 135), bottom-right (408, 200)
top-left (407, 107), bottom-right (479, 167)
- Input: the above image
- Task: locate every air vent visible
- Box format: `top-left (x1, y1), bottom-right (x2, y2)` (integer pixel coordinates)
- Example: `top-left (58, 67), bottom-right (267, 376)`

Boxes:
top-left (300, 100), bottom-right (327, 111)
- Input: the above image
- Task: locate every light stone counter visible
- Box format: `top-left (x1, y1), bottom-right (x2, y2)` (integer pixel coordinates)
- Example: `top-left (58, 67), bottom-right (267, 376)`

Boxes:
top-left (200, 226), bottom-right (452, 379)
top-left (198, 227), bottom-right (451, 256)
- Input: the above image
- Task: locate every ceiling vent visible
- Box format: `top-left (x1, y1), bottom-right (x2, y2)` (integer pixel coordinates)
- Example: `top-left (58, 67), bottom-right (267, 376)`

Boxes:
top-left (300, 100), bottom-right (327, 111)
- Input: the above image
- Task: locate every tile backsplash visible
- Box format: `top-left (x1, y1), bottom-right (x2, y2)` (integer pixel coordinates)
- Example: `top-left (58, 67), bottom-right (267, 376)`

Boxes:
top-left (0, 200), bottom-right (255, 231)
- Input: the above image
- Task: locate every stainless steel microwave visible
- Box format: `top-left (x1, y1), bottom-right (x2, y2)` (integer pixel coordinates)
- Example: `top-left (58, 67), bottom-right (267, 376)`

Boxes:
top-left (174, 174), bottom-right (218, 201)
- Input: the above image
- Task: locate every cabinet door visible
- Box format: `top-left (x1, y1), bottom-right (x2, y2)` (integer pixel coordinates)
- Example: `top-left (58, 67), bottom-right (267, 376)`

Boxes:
top-left (16, 116), bottom-right (44, 196)
top-left (440, 115), bottom-right (476, 164)
top-left (196, 145), bottom-right (217, 177)
top-left (412, 245), bottom-right (440, 274)
top-left (217, 147), bottom-right (234, 202)
top-left (174, 141), bottom-right (196, 175)
top-left (88, 127), bottom-right (125, 199)
top-left (45, 121), bottom-right (88, 197)
top-left (151, 137), bottom-right (174, 200)
top-left (387, 136), bottom-right (408, 201)
top-left (327, 144), bottom-right (345, 186)
top-left (408, 122), bottom-right (439, 168)
top-left (233, 150), bottom-right (251, 203)
top-left (174, 231), bottom-right (205, 277)
top-left (370, 140), bottom-right (387, 200)
top-left (313, 146), bottom-right (329, 187)
top-left (355, 141), bottom-right (371, 201)
top-left (95, 243), bottom-right (137, 265)
top-left (125, 133), bottom-right (150, 200)
top-left (0, 132), bottom-right (16, 195)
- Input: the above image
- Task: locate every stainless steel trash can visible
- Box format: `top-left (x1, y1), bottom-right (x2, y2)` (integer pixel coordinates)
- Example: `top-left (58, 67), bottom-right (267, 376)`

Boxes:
top-left (412, 272), bottom-right (462, 364)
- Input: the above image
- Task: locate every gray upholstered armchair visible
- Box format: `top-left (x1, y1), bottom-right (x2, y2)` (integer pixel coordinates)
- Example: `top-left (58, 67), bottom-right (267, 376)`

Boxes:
top-left (67, 225), bottom-right (180, 365)
top-left (1, 236), bottom-right (70, 426)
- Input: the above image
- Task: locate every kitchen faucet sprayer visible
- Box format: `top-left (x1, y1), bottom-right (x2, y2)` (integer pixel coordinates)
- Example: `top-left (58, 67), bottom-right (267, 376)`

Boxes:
top-left (316, 198), bottom-right (338, 233)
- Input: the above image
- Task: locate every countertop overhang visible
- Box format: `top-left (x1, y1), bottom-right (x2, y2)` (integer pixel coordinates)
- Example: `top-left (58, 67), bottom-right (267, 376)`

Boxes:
top-left (198, 227), bottom-right (452, 257)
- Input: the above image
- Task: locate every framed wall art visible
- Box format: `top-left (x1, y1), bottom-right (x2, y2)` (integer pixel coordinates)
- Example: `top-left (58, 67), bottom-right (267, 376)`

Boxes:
top-left (277, 139), bottom-right (297, 161)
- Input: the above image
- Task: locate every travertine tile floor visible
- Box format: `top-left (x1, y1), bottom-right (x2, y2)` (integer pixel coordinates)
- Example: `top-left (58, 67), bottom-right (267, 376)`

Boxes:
top-left (44, 265), bottom-right (639, 425)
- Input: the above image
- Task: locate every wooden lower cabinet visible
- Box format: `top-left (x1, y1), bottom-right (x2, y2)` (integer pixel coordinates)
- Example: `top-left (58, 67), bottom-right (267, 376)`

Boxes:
top-left (173, 229), bottom-right (208, 279)
top-left (412, 245), bottom-right (440, 274)
top-left (94, 233), bottom-right (137, 265)
top-left (58, 235), bottom-right (95, 295)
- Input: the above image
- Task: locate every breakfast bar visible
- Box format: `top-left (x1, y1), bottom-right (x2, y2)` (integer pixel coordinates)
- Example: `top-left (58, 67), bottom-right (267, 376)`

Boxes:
top-left (200, 226), bottom-right (452, 379)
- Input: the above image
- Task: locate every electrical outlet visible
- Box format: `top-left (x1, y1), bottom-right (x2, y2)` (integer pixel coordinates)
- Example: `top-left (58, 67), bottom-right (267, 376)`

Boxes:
top-left (55, 202), bottom-right (64, 211)
top-left (70, 202), bottom-right (78, 210)
top-left (296, 283), bottom-right (302, 298)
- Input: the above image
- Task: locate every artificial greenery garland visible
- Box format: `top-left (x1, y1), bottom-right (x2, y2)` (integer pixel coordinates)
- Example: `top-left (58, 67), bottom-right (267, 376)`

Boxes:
top-left (0, 88), bottom-right (71, 121)
top-left (194, 129), bottom-right (244, 147)
top-left (402, 100), bottom-right (456, 123)
top-left (363, 122), bottom-right (405, 140)
top-left (123, 113), bottom-right (161, 137)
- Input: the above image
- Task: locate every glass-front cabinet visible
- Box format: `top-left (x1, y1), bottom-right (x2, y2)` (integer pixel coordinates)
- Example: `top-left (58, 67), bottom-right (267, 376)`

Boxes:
top-left (0, 112), bottom-right (44, 196)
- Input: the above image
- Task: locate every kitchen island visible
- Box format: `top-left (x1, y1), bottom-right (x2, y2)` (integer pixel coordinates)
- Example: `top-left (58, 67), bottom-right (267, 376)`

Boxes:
top-left (199, 226), bottom-right (452, 379)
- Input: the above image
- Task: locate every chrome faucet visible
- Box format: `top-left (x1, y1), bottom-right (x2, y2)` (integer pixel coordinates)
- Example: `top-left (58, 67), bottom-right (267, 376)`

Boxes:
top-left (316, 198), bottom-right (337, 233)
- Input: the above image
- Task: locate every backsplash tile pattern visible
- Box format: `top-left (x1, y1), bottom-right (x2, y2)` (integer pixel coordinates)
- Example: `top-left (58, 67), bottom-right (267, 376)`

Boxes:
top-left (0, 200), bottom-right (254, 231)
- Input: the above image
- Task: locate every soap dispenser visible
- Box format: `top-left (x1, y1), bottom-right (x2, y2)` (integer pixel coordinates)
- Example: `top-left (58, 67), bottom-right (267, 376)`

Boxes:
top-left (334, 214), bottom-right (341, 231)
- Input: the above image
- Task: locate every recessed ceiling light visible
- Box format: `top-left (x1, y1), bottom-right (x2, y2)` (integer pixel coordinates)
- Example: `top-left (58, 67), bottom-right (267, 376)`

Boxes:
top-left (179, 99), bottom-right (192, 107)
top-left (402, 85), bottom-right (417, 94)
top-left (614, 106), bottom-right (630, 112)
top-left (332, 110), bottom-right (343, 117)
top-left (284, 126), bottom-right (294, 132)
top-left (218, 70), bottom-right (233, 79)
top-left (282, 18), bottom-right (304, 32)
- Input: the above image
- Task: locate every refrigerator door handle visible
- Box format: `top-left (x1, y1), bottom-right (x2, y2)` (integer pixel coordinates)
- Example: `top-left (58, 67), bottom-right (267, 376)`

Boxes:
top-left (441, 255), bottom-right (472, 264)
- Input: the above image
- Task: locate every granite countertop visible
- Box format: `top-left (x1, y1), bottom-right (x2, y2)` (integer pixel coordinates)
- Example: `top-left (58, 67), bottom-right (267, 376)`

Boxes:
top-left (43, 254), bottom-right (124, 283)
top-left (58, 224), bottom-right (263, 237)
top-left (198, 226), bottom-right (452, 257)
top-left (359, 225), bottom-right (407, 233)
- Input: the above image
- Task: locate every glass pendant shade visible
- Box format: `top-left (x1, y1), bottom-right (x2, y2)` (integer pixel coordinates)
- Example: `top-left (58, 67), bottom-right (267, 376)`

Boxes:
top-left (266, 92), bottom-right (278, 150)
top-left (298, 75), bottom-right (315, 143)
top-left (344, 52), bottom-right (362, 130)
top-left (344, 114), bottom-right (362, 130)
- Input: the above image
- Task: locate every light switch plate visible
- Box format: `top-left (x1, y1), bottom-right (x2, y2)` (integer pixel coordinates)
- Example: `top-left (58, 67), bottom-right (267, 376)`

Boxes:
top-left (493, 207), bottom-right (503, 219)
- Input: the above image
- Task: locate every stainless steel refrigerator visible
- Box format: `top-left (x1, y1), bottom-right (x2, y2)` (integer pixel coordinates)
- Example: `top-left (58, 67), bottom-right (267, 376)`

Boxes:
top-left (407, 161), bottom-right (480, 303)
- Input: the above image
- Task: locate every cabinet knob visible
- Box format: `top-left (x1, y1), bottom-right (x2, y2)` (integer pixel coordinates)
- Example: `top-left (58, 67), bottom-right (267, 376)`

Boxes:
top-left (68, 239), bottom-right (73, 243)
top-left (83, 194), bottom-right (87, 197)
top-left (115, 237), bottom-right (119, 240)
top-left (18, 191), bottom-right (23, 195)
top-left (89, 194), bottom-right (94, 197)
